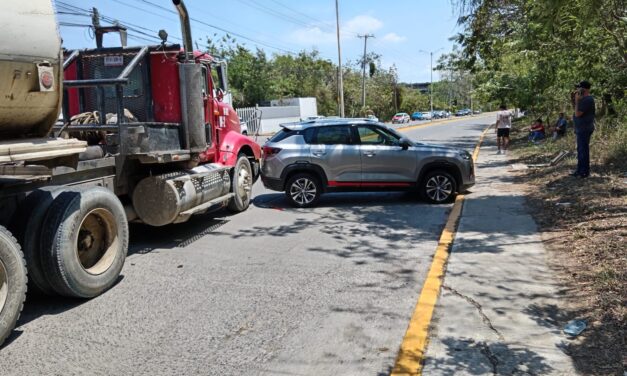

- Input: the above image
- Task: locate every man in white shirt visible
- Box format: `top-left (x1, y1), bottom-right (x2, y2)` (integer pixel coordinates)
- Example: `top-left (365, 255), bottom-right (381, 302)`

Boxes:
top-left (495, 104), bottom-right (512, 154)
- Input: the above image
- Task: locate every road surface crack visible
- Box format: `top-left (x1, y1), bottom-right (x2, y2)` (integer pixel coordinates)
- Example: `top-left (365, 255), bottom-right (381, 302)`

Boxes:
top-left (442, 284), bottom-right (504, 341)
top-left (479, 341), bottom-right (500, 375)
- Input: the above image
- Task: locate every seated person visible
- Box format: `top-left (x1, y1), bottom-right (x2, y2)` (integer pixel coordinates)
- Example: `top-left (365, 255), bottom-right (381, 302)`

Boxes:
top-left (528, 118), bottom-right (546, 142)
top-left (552, 112), bottom-right (567, 140)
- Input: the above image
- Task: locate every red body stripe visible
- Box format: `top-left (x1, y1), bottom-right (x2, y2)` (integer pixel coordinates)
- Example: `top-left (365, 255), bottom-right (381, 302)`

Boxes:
top-left (328, 181), bottom-right (411, 188)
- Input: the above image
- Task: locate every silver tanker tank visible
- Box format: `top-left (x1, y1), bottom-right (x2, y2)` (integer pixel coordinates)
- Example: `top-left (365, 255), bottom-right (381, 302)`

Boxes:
top-left (0, 0), bottom-right (63, 139)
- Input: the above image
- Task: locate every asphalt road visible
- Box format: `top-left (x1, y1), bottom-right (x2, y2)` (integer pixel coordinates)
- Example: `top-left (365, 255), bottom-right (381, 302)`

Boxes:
top-left (0, 115), bottom-right (493, 376)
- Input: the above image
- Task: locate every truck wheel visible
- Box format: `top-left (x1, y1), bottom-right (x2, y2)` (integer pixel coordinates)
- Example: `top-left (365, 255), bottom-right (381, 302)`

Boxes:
top-left (420, 170), bottom-right (457, 204)
top-left (10, 187), bottom-right (66, 296)
top-left (40, 188), bottom-right (128, 298)
top-left (285, 173), bottom-right (321, 208)
top-left (227, 154), bottom-right (253, 213)
top-left (0, 226), bottom-right (27, 347)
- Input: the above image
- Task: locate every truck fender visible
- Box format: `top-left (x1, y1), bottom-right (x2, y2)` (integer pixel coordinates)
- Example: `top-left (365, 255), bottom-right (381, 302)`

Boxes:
top-left (219, 130), bottom-right (261, 166)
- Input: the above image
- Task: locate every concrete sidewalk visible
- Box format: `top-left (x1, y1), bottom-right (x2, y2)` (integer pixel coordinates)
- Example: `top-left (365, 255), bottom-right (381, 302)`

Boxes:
top-left (422, 137), bottom-right (577, 375)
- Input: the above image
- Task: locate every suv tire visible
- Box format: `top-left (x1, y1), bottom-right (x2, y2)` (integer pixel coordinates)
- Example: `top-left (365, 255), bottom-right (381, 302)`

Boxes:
top-left (421, 170), bottom-right (457, 204)
top-left (285, 173), bottom-right (321, 208)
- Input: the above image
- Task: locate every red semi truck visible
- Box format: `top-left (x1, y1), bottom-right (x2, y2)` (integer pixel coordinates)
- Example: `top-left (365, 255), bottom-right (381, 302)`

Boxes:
top-left (0, 0), bottom-right (261, 345)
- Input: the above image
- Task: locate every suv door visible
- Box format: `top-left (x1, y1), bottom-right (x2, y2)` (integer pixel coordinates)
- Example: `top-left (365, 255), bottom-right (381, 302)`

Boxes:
top-left (310, 125), bottom-right (361, 186)
top-left (355, 125), bottom-right (418, 184)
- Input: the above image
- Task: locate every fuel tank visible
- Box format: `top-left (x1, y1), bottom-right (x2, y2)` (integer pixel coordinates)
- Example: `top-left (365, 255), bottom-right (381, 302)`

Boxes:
top-left (0, 0), bottom-right (62, 139)
top-left (132, 164), bottom-right (231, 226)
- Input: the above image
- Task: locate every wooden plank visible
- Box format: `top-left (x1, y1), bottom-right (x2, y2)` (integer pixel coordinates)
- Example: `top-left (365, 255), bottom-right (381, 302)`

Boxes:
top-left (0, 165), bottom-right (51, 176)
top-left (0, 137), bottom-right (86, 163)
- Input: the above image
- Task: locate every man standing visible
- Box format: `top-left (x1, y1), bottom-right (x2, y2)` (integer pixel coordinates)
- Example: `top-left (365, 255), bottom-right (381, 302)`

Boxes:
top-left (572, 81), bottom-right (595, 178)
top-left (495, 104), bottom-right (512, 154)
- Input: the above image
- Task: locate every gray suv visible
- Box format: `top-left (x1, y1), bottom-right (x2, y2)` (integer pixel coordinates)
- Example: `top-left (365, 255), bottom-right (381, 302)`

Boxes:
top-left (261, 119), bottom-right (475, 207)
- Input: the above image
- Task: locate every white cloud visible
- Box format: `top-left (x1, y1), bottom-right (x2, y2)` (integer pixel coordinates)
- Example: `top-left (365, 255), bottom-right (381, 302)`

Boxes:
top-left (289, 26), bottom-right (335, 46)
top-left (381, 32), bottom-right (406, 43)
top-left (288, 15), bottom-right (385, 46)
top-left (343, 15), bottom-right (383, 35)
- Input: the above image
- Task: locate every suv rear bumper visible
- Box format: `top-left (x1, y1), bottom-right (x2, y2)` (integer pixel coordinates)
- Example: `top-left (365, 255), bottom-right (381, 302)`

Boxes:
top-left (261, 175), bottom-right (284, 191)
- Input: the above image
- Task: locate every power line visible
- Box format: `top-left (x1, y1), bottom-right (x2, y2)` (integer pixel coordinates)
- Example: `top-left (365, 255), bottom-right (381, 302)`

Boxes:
top-left (234, 0), bottom-right (316, 29)
top-left (56, 1), bottom-right (179, 43)
top-left (128, 0), bottom-right (301, 55)
top-left (266, 0), bottom-right (337, 31)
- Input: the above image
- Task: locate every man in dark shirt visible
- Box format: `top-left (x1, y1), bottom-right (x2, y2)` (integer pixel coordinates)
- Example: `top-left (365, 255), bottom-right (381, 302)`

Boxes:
top-left (572, 81), bottom-right (595, 178)
top-left (552, 112), bottom-right (567, 140)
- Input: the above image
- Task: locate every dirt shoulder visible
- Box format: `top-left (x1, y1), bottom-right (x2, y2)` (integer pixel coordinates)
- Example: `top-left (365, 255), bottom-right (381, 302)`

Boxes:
top-left (507, 119), bottom-right (626, 375)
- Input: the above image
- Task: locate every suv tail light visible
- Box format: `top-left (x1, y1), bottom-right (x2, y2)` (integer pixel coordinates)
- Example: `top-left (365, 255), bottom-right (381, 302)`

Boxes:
top-left (262, 146), bottom-right (282, 157)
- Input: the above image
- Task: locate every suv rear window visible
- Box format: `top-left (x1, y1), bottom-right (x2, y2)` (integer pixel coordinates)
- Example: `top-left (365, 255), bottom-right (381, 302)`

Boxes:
top-left (313, 126), bottom-right (351, 145)
top-left (268, 128), bottom-right (315, 143)
top-left (268, 128), bottom-right (294, 143)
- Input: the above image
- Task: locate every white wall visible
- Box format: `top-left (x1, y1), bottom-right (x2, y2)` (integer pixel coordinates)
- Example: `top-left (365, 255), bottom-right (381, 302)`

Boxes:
top-left (256, 97), bottom-right (318, 134)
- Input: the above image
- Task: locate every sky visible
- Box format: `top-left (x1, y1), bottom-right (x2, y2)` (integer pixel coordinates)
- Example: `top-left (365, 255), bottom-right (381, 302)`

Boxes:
top-left (54, 0), bottom-right (462, 83)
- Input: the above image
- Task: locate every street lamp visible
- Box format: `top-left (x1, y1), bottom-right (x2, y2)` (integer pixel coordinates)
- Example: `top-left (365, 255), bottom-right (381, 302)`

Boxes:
top-left (335, 0), bottom-right (345, 117)
top-left (419, 48), bottom-right (443, 117)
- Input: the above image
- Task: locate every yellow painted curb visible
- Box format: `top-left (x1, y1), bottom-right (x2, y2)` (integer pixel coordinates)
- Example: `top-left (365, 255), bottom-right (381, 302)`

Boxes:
top-left (390, 123), bottom-right (493, 376)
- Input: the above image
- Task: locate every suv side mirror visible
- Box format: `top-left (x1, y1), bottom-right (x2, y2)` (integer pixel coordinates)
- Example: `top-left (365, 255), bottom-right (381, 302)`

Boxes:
top-left (399, 137), bottom-right (412, 150)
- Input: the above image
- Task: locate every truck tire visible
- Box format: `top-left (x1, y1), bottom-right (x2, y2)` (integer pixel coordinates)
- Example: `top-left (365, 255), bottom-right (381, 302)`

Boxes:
top-left (420, 170), bottom-right (457, 204)
top-left (10, 187), bottom-right (66, 296)
top-left (227, 154), bottom-right (253, 213)
top-left (0, 226), bottom-right (27, 347)
top-left (40, 187), bottom-right (128, 298)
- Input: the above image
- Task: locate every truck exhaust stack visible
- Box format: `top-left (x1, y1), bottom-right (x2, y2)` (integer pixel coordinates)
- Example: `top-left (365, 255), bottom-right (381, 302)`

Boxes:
top-left (172, 0), bottom-right (193, 61)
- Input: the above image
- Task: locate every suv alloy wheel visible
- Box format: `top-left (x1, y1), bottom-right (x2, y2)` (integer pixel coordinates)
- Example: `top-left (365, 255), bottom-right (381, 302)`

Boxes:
top-left (421, 170), bottom-right (457, 204)
top-left (285, 173), bottom-right (321, 208)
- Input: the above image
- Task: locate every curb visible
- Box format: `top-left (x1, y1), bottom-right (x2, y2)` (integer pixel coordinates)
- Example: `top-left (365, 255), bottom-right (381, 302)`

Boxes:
top-left (390, 123), bottom-right (493, 376)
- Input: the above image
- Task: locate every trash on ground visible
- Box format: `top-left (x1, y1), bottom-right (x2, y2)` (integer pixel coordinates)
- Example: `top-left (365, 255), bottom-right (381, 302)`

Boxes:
top-left (510, 163), bottom-right (529, 170)
top-left (563, 319), bottom-right (587, 337)
top-left (556, 202), bottom-right (572, 207)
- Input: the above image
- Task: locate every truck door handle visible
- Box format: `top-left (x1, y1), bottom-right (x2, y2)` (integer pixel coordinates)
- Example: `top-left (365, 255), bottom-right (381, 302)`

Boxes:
top-left (313, 151), bottom-right (326, 156)
top-left (364, 152), bottom-right (376, 157)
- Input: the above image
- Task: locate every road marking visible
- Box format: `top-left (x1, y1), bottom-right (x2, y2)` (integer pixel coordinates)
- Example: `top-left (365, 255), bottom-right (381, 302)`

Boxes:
top-left (393, 116), bottom-right (465, 131)
top-left (390, 123), bottom-right (492, 376)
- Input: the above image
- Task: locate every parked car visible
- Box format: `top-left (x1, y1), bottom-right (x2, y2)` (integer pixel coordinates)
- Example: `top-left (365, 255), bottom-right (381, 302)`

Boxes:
top-left (392, 112), bottom-right (411, 124)
top-left (455, 109), bottom-right (471, 116)
top-left (367, 114), bottom-right (379, 122)
top-left (411, 111), bottom-right (423, 120)
top-left (435, 110), bottom-right (450, 119)
top-left (421, 111), bottom-right (433, 120)
top-left (239, 116), bottom-right (248, 135)
top-left (473, 109), bottom-right (482, 114)
top-left (260, 118), bottom-right (475, 207)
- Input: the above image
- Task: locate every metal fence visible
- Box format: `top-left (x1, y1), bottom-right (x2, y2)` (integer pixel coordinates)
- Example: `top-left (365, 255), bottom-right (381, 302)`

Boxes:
top-left (236, 106), bottom-right (262, 135)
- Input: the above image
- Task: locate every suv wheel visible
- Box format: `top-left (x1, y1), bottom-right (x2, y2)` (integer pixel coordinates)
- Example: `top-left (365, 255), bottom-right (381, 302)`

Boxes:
top-left (421, 170), bottom-right (457, 204)
top-left (285, 173), bottom-right (321, 208)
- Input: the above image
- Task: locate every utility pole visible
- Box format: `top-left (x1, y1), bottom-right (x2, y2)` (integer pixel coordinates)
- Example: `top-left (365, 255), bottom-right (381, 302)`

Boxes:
top-left (430, 51), bottom-right (434, 116)
top-left (358, 34), bottom-right (374, 108)
top-left (419, 48), bottom-right (443, 117)
top-left (335, 0), bottom-right (345, 117)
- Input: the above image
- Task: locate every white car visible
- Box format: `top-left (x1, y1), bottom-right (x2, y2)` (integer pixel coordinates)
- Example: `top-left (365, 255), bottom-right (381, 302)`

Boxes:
top-left (367, 114), bottom-right (379, 122)
top-left (239, 117), bottom-right (248, 135)
top-left (421, 111), bottom-right (433, 120)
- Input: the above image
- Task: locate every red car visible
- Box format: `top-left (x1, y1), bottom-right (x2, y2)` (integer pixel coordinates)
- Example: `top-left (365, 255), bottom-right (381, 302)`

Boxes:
top-left (392, 112), bottom-right (410, 124)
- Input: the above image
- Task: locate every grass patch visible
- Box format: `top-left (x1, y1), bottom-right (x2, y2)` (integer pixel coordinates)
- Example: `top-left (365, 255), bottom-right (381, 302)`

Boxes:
top-left (509, 114), bottom-right (626, 375)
